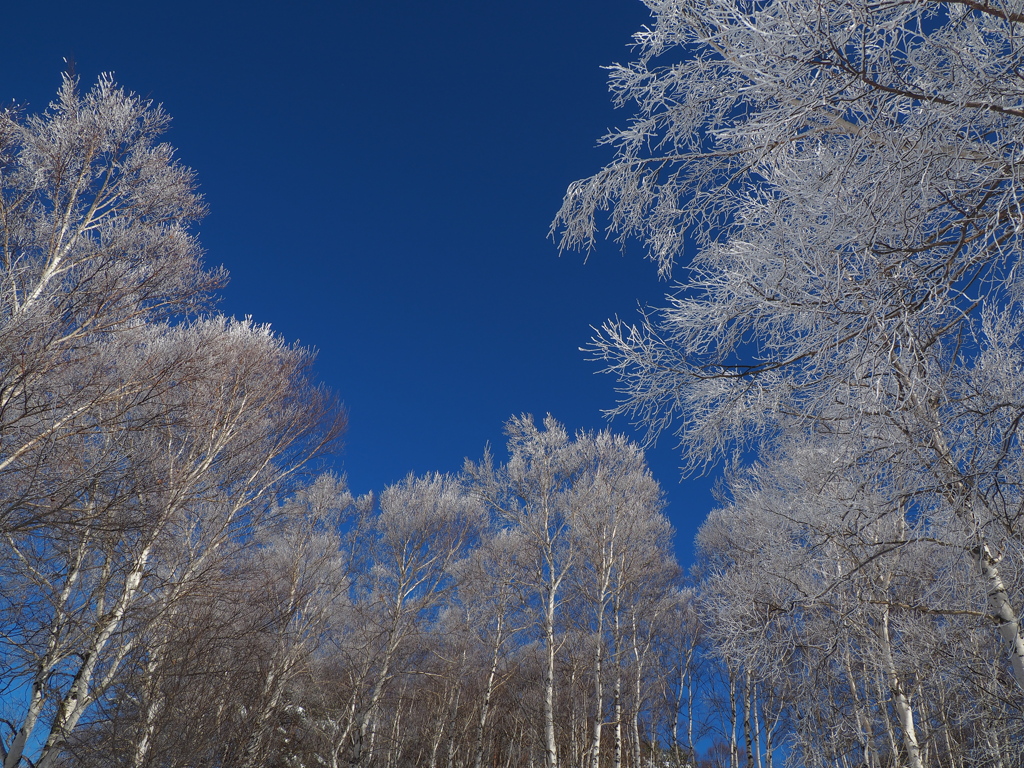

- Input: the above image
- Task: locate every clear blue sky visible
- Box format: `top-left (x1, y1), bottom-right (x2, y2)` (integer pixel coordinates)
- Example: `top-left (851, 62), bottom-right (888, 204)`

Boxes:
top-left (2, 0), bottom-right (716, 563)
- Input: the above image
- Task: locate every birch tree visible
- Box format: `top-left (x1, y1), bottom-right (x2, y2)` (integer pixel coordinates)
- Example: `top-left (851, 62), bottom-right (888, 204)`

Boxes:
top-left (468, 416), bottom-right (679, 768)
top-left (554, 0), bottom-right (1024, 693)
top-left (333, 473), bottom-right (480, 767)
top-left (0, 76), bottom-right (345, 767)
top-left (469, 416), bottom-right (586, 768)
top-left (0, 317), bottom-right (342, 768)
top-left (565, 432), bottom-right (674, 768)
top-left (696, 435), bottom-right (1023, 767)
top-left (0, 75), bottom-right (221, 537)
top-left (451, 525), bottom-right (529, 768)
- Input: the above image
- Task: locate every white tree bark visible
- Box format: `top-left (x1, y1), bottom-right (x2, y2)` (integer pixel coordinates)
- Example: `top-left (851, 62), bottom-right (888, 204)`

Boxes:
top-left (875, 607), bottom-right (924, 768)
top-left (543, 581), bottom-right (560, 768)
top-left (976, 544), bottom-right (1024, 691)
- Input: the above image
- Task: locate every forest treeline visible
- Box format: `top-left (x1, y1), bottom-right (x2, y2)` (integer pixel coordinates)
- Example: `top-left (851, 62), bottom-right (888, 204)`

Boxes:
top-left (7, 0), bottom-right (1024, 764)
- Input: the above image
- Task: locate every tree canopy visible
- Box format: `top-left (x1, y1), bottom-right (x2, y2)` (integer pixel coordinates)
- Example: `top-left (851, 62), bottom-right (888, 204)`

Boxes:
top-left (554, 0), bottom-right (1024, 763)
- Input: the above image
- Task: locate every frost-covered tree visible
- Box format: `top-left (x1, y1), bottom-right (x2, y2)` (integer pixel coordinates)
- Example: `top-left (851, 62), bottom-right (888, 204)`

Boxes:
top-left (564, 431), bottom-right (673, 768)
top-left (697, 435), bottom-right (1023, 767)
top-left (449, 524), bottom-right (528, 768)
top-left (0, 77), bottom-right (345, 767)
top-left (469, 417), bottom-right (588, 768)
top-left (468, 416), bottom-right (678, 768)
top-left (0, 75), bottom-right (222, 536)
top-left (328, 473), bottom-right (480, 767)
top-left (554, 0), bottom-right (1024, 692)
top-left (0, 318), bottom-right (342, 768)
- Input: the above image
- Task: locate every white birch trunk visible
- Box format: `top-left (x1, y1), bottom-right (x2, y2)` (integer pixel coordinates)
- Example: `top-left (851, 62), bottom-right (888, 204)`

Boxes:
top-left (875, 607), bottom-right (924, 768)
top-left (743, 670), bottom-right (754, 768)
top-left (33, 541), bottom-right (154, 768)
top-left (976, 544), bottom-right (1024, 691)
top-left (3, 678), bottom-right (49, 768)
top-left (589, 586), bottom-right (609, 768)
top-left (473, 614), bottom-right (505, 768)
top-left (751, 679), bottom-right (762, 768)
top-left (923, 412), bottom-right (1024, 694)
top-left (729, 670), bottom-right (739, 768)
top-left (686, 646), bottom-right (695, 759)
top-left (842, 645), bottom-right (877, 768)
top-left (1, 532), bottom-right (92, 768)
top-left (129, 649), bottom-right (166, 768)
top-left (613, 680), bottom-right (622, 768)
top-left (544, 584), bottom-right (559, 768)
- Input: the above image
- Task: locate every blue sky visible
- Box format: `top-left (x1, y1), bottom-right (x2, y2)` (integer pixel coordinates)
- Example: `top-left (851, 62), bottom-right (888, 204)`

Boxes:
top-left (2, 0), bottom-right (715, 563)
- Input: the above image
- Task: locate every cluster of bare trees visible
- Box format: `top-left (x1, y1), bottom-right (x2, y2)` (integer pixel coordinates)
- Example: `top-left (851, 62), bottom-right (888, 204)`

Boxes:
top-left (0, 75), bottom-right (712, 768)
top-left (13, 0), bottom-right (1024, 762)
top-left (86, 415), bottom-right (693, 768)
top-left (33, 404), bottom-right (699, 767)
top-left (0, 76), bottom-right (345, 766)
top-left (692, 436), bottom-right (1024, 768)
top-left (202, 417), bottom-right (688, 768)
top-left (554, 0), bottom-right (1024, 766)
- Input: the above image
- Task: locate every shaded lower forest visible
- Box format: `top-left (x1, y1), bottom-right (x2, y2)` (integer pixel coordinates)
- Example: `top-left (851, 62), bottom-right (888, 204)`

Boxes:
top-left (7, 410), bottom-right (1022, 768)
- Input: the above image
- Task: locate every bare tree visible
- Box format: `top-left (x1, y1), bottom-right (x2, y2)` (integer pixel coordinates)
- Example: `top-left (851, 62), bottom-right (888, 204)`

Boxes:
top-left (469, 416), bottom-right (590, 768)
top-left (0, 75), bottom-right (222, 536)
top-left (468, 416), bottom-right (681, 768)
top-left (562, 431), bottom-right (673, 768)
top-left (554, 0), bottom-right (1024, 693)
top-left (450, 524), bottom-right (529, 768)
top-left (0, 316), bottom-right (343, 768)
top-left (330, 472), bottom-right (480, 767)
top-left (696, 435), bottom-right (1022, 767)
top-left (0, 77), bottom-right (345, 767)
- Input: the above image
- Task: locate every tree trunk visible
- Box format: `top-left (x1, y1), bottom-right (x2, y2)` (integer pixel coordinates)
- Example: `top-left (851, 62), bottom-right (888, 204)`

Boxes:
top-left (875, 606), bottom-right (924, 768)
top-left (976, 544), bottom-right (1024, 691)
top-left (544, 584), bottom-right (560, 768)
top-left (473, 614), bottom-right (505, 768)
